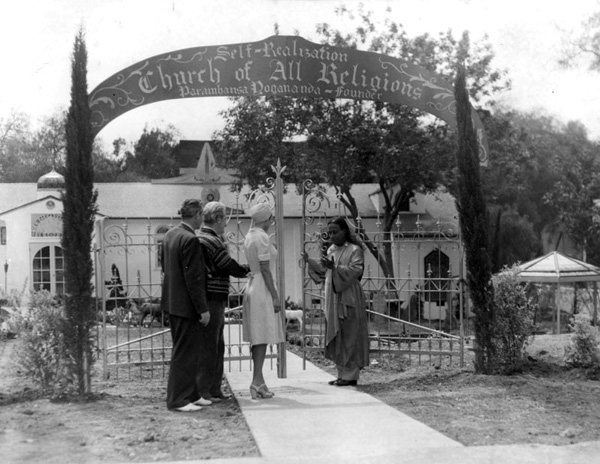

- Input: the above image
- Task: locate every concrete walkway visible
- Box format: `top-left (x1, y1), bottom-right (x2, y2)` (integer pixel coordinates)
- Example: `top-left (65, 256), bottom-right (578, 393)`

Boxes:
top-left (208, 350), bottom-right (600, 464)
top-left (225, 350), bottom-right (460, 460)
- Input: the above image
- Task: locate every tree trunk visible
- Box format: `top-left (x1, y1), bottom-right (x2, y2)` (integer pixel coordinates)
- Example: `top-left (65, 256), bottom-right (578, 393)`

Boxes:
top-left (338, 188), bottom-right (394, 280)
top-left (491, 209), bottom-right (502, 273)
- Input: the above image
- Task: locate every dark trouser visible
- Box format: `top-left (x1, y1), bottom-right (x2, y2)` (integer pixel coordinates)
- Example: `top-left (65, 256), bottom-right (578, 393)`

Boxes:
top-left (196, 295), bottom-right (227, 398)
top-left (167, 314), bottom-right (202, 410)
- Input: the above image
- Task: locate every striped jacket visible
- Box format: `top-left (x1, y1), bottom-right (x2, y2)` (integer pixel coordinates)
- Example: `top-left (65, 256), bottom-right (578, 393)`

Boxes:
top-left (197, 227), bottom-right (249, 296)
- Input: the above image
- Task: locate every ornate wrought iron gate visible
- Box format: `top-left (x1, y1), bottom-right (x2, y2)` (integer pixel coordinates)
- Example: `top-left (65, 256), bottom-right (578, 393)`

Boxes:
top-left (94, 167), bottom-right (466, 380)
top-left (94, 217), bottom-right (173, 380)
top-left (298, 181), bottom-right (467, 368)
top-left (94, 167), bottom-right (287, 380)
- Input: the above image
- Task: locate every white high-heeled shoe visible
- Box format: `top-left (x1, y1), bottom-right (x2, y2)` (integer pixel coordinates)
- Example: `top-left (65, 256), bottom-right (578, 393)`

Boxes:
top-left (250, 384), bottom-right (274, 399)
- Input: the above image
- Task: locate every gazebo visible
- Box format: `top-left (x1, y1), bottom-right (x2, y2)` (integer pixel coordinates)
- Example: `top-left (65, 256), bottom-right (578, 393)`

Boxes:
top-left (515, 251), bottom-right (600, 333)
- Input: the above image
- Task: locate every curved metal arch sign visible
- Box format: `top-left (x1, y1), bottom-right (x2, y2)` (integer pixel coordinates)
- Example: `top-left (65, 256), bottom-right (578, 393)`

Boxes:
top-left (89, 35), bottom-right (488, 165)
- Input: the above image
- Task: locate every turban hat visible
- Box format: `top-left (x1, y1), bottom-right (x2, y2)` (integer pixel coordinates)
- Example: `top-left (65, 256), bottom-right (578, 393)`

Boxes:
top-left (247, 202), bottom-right (272, 223)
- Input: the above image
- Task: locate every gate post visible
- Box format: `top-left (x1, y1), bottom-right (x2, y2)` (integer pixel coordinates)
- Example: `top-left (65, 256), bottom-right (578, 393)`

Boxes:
top-left (96, 217), bottom-right (109, 379)
top-left (273, 159), bottom-right (287, 378)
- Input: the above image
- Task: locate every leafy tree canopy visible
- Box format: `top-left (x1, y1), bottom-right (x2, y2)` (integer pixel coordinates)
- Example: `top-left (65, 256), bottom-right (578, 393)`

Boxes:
top-left (480, 108), bottom-right (600, 268)
top-left (542, 122), bottom-right (600, 262)
top-left (216, 5), bottom-right (509, 278)
top-left (122, 126), bottom-right (180, 180)
top-left (0, 109), bottom-right (123, 183)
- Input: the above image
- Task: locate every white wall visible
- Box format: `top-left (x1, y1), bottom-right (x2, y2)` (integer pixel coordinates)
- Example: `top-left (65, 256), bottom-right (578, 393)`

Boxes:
top-left (0, 197), bottom-right (64, 300)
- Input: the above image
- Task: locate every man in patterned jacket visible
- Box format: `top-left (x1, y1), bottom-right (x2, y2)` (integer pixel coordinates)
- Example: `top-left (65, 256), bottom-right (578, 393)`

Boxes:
top-left (197, 201), bottom-right (249, 401)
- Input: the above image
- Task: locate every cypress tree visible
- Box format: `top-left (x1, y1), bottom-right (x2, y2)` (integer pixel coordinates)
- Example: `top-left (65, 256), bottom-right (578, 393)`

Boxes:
top-left (454, 63), bottom-right (496, 374)
top-left (62, 28), bottom-right (98, 394)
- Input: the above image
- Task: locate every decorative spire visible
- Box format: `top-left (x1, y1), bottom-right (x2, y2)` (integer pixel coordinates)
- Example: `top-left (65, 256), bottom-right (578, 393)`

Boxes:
top-left (194, 143), bottom-right (221, 182)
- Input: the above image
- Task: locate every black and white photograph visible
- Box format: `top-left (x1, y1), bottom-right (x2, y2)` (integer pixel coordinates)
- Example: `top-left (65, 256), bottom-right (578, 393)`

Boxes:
top-left (1, 1), bottom-right (600, 462)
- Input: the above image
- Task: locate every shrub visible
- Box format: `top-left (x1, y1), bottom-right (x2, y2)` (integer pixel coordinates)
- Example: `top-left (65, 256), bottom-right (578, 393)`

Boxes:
top-left (13, 290), bottom-right (78, 395)
top-left (1, 306), bottom-right (32, 340)
top-left (564, 313), bottom-right (600, 368)
top-left (0, 278), bottom-right (29, 309)
top-left (491, 265), bottom-right (537, 374)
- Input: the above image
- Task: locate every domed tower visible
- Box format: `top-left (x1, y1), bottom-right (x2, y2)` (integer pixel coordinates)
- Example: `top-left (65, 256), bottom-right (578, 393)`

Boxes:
top-left (36, 169), bottom-right (65, 199)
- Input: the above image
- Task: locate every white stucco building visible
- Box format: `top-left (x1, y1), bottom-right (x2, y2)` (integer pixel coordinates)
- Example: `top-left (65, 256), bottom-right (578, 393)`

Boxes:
top-left (0, 141), bottom-right (460, 312)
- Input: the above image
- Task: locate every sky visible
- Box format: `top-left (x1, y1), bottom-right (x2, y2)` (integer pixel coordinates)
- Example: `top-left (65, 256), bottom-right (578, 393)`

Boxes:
top-left (1, 0), bottom-right (600, 153)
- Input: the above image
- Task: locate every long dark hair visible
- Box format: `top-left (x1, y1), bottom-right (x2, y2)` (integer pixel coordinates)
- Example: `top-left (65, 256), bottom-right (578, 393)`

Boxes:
top-left (329, 217), bottom-right (363, 247)
top-left (329, 217), bottom-right (364, 281)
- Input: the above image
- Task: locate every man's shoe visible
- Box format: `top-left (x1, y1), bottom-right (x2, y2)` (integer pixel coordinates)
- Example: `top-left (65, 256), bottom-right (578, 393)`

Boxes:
top-left (207, 396), bottom-right (222, 403)
top-left (194, 397), bottom-right (213, 406)
top-left (335, 379), bottom-right (358, 387)
top-left (328, 378), bottom-right (341, 385)
top-left (174, 403), bottom-right (202, 412)
top-left (211, 393), bottom-right (232, 400)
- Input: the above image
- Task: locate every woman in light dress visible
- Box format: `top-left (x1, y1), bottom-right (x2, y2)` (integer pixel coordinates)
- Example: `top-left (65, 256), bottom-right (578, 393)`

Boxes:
top-left (304, 217), bottom-right (369, 386)
top-left (242, 202), bottom-right (284, 399)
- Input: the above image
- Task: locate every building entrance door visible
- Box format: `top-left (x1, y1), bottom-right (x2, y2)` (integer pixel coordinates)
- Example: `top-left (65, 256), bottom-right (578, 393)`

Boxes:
top-left (31, 244), bottom-right (65, 295)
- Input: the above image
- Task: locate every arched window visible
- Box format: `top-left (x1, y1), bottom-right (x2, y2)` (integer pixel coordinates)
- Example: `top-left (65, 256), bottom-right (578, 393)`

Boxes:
top-left (32, 245), bottom-right (64, 295)
top-left (423, 249), bottom-right (450, 304)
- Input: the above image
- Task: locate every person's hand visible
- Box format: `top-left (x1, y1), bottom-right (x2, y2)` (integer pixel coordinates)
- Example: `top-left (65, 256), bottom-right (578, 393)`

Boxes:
top-left (320, 256), bottom-right (334, 269)
top-left (272, 295), bottom-right (281, 313)
top-left (199, 311), bottom-right (210, 326)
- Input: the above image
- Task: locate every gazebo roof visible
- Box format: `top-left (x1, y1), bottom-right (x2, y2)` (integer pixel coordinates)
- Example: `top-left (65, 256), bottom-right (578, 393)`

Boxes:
top-left (515, 251), bottom-right (600, 283)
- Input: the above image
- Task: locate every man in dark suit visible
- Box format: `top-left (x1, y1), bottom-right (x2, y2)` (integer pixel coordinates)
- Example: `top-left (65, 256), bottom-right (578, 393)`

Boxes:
top-left (161, 199), bottom-right (210, 412)
top-left (197, 201), bottom-right (249, 402)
